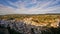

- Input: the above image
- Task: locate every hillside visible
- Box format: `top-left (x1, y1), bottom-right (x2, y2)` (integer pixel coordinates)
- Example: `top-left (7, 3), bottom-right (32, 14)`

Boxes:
top-left (0, 14), bottom-right (60, 28)
top-left (0, 14), bottom-right (60, 34)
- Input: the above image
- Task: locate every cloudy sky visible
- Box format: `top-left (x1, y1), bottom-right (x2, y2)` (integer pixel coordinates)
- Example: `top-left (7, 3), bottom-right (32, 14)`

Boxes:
top-left (0, 0), bottom-right (60, 15)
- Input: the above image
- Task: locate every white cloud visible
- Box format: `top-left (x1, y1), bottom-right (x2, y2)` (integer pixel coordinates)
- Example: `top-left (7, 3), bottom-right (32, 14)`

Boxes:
top-left (0, 0), bottom-right (60, 15)
top-left (0, 4), bottom-right (17, 15)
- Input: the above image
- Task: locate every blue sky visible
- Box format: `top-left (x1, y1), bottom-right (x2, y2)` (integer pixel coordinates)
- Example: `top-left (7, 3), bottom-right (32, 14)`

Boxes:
top-left (0, 0), bottom-right (60, 15)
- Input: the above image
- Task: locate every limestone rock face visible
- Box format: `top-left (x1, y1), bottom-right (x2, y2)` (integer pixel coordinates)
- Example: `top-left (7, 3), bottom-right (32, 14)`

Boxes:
top-left (23, 18), bottom-right (60, 28)
top-left (0, 19), bottom-right (60, 34)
